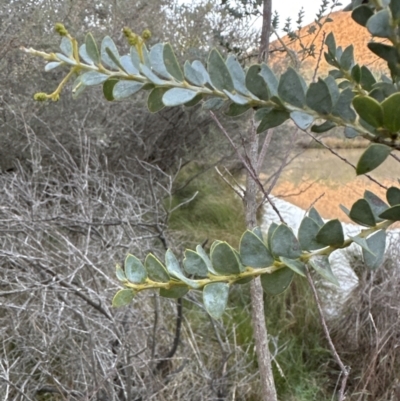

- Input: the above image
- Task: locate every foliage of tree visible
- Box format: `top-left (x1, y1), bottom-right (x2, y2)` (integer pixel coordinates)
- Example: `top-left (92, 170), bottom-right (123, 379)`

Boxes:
top-left (21, 0), bottom-right (400, 399)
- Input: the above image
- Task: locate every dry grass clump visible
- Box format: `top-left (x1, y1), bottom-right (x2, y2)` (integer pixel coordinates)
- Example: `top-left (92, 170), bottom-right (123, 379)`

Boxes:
top-left (330, 243), bottom-right (400, 401)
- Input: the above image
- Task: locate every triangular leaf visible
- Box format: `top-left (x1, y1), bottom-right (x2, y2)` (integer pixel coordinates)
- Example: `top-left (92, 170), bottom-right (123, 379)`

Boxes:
top-left (298, 216), bottom-right (326, 251)
top-left (349, 199), bottom-right (376, 226)
top-left (316, 220), bottom-right (344, 247)
top-left (306, 78), bottom-right (333, 114)
top-left (280, 257), bottom-right (306, 277)
top-left (309, 256), bottom-right (340, 287)
top-left (261, 267), bottom-right (294, 295)
top-left (364, 190), bottom-right (388, 222)
top-left (363, 230), bottom-right (386, 270)
top-left (245, 64), bottom-right (269, 100)
top-left (270, 224), bottom-right (302, 259)
top-left (239, 230), bottom-right (273, 268)
top-left (386, 186), bottom-right (400, 206)
top-left (378, 205), bottom-right (400, 221)
top-left (257, 110), bottom-right (290, 133)
top-left (309, 207), bottom-right (324, 227)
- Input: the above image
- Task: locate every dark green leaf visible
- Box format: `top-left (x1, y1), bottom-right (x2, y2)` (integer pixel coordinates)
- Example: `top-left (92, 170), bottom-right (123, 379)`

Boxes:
top-left (257, 110), bottom-right (290, 133)
top-left (184, 94), bottom-right (203, 107)
top-left (278, 67), bottom-right (307, 108)
top-left (356, 144), bottom-right (391, 175)
top-left (145, 253), bottom-right (170, 282)
top-left (101, 36), bottom-right (120, 69)
top-left (340, 45), bottom-right (354, 71)
top-left (85, 33), bottom-right (100, 64)
top-left (280, 257), bottom-right (306, 277)
top-left (183, 249), bottom-right (208, 277)
top-left (160, 287), bottom-right (189, 298)
top-left (163, 43), bottom-right (184, 82)
top-left (309, 256), bottom-right (340, 286)
top-left (316, 219), bottom-right (344, 247)
top-left (352, 95), bottom-right (383, 128)
top-left (298, 216), bottom-right (326, 251)
top-left (103, 78), bottom-right (118, 101)
top-left (225, 103), bottom-right (251, 117)
top-left (113, 81), bottom-right (144, 100)
top-left (80, 71), bottom-right (109, 86)
top-left (386, 186), bottom-right (400, 206)
top-left (112, 289), bottom-right (135, 307)
top-left (208, 49), bottom-right (234, 92)
top-left (239, 230), bottom-right (273, 268)
top-left (211, 242), bottom-right (243, 275)
top-left (309, 207), bottom-right (324, 227)
top-left (147, 87), bottom-right (168, 112)
top-left (290, 111), bottom-right (314, 130)
top-left (367, 42), bottom-right (398, 64)
top-left (351, 64), bottom-right (361, 83)
top-left (364, 190), bottom-right (388, 221)
top-left (306, 79), bottom-right (333, 114)
top-left (261, 267), bottom-right (294, 295)
top-left (270, 224), bottom-right (302, 259)
top-left (363, 230), bottom-right (386, 270)
top-left (379, 205), bottom-right (400, 221)
top-left (360, 66), bottom-right (376, 91)
top-left (332, 88), bottom-right (356, 122)
top-left (352, 5), bottom-right (374, 26)
top-left (259, 63), bottom-right (279, 97)
top-left (349, 199), bottom-right (376, 226)
top-left (203, 282), bottom-right (229, 319)
top-left (245, 64), bottom-right (269, 100)
top-left (163, 88), bottom-right (197, 106)
top-left (382, 93), bottom-right (400, 132)
top-left (367, 9), bottom-right (392, 38)
top-left (125, 254), bottom-right (147, 284)
top-left (311, 121), bottom-right (336, 133)
top-left (325, 32), bottom-right (336, 55)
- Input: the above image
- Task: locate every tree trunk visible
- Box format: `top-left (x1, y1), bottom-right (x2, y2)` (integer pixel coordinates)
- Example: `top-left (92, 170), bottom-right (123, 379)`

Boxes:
top-left (246, 1), bottom-right (278, 400)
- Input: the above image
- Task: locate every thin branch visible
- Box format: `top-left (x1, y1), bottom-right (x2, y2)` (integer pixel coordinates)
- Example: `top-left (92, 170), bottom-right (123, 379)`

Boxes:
top-left (306, 267), bottom-right (349, 401)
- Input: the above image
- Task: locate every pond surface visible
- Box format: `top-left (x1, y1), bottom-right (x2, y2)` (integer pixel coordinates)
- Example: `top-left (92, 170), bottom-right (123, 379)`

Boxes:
top-left (265, 148), bottom-right (400, 222)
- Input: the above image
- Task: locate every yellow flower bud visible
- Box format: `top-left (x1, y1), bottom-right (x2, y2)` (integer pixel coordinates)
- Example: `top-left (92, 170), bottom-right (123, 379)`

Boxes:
top-left (34, 92), bottom-right (48, 101)
top-left (141, 29), bottom-right (152, 40)
top-left (54, 23), bottom-right (68, 37)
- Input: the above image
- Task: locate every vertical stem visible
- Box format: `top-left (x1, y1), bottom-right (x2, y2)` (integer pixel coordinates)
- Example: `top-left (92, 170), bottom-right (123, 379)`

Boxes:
top-left (246, 1), bottom-right (277, 400)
